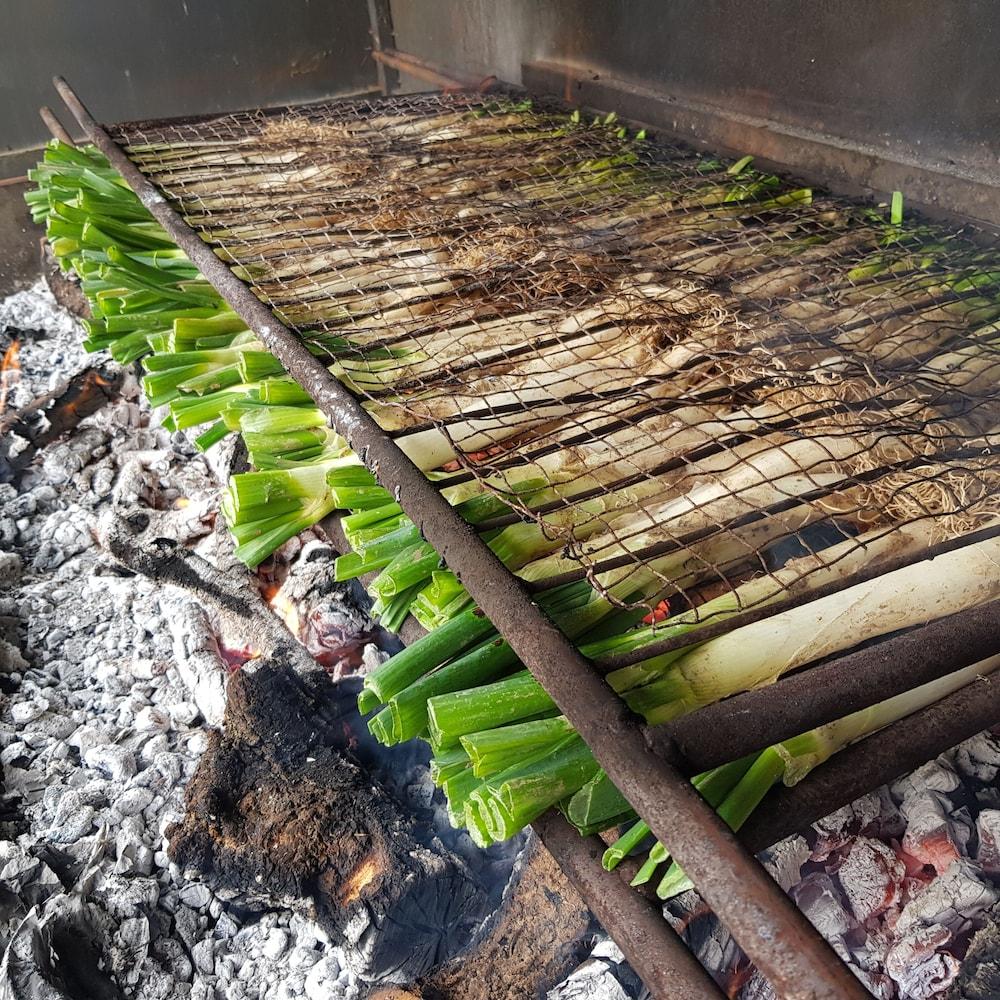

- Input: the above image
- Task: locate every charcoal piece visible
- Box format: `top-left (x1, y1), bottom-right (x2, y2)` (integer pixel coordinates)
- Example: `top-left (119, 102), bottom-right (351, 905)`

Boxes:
top-left (545, 938), bottom-right (644, 1000)
top-left (0, 845), bottom-right (62, 923)
top-left (789, 872), bottom-right (860, 962)
top-left (975, 810), bottom-right (1000, 873)
top-left (168, 659), bottom-right (490, 985)
top-left (664, 891), bottom-right (755, 995)
top-left (884, 922), bottom-right (959, 998)
top-left (265, 539), bottom-right (377, 675)
top-left (0, 364), bottom-right (123, 484)
top-left (0, 894), bottom-right (122, 1000)
top-left (835, 838), bottom-right (906, 924)
top-left (422, 835), bottom-right (591, 1000)
top-left (948, 908), bottom-right (1000, 1000)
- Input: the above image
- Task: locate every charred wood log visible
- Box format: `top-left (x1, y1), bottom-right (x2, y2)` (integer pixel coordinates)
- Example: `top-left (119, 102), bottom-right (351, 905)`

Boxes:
top-left (421, 835), bottom-right (591, 1000)
top-left (0, 365), bottom-right (123, 483)
top-left (40, 239), bottom-right (88, 317)
top-left (170, 660), bottom-right (491, 983)
top-left (100, 511), bottom-right (492, 985)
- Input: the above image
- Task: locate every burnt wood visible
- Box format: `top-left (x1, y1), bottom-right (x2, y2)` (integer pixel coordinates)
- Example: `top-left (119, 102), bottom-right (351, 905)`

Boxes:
top-left (0, 363), bottom-right (124, 484)
top-left (102, 513), bottom-right (491, 983)
top-left (171, 659), bottom-right (490, 982)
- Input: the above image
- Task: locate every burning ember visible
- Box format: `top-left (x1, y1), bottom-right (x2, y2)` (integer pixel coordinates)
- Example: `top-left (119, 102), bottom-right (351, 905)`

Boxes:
top-left (670, 744), bottom-right (1000, 999)
top-left (268, 587), bottom-right (302, 637)
top-left (0, 340), bottom-right (21, 412)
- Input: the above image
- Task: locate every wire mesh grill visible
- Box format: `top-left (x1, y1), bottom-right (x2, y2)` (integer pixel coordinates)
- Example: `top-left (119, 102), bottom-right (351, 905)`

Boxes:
top-left (110, 92), bottom-right (1000, 630)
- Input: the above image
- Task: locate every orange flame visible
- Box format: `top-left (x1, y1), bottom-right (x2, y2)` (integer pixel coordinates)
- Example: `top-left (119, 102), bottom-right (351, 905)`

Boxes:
top-left (339, 855), bottom-right (380, 905)
top-left (269, 590), bottom-right (301, 637)
top-left (0, 341), bottom-right (21, 413)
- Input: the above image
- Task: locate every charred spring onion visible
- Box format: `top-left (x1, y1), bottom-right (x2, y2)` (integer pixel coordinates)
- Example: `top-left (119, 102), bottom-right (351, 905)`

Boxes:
top-left (29, 96), bottom-right (1000, 918)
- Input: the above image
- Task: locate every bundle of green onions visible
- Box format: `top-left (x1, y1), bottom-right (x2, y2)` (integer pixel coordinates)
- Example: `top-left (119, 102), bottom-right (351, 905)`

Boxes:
top-left (28, 93), bottom-right (1000, 913)
top-left (26, 141), bottom-right (236, 364)
top-left (359, 524), bottom-right (1000, 848)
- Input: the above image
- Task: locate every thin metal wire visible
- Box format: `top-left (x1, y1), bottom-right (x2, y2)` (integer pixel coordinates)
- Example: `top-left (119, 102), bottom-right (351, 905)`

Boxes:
top-left (73, 87), bottom-right (1000, 1000)
top-left (109, 93), bottom-right (999, 651)
top-left (64, 83), bottom-right (873, 999)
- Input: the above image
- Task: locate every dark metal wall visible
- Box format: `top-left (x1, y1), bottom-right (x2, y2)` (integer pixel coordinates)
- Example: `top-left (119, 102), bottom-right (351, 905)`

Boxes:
top-left (1, 0), bottom-right (378, 152)
top-left (390, 0), bottom-right (1000, 179)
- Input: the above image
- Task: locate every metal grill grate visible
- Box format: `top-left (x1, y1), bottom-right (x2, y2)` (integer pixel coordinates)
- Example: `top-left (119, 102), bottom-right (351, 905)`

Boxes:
top-left (109, 93), bottom-right (999, 654)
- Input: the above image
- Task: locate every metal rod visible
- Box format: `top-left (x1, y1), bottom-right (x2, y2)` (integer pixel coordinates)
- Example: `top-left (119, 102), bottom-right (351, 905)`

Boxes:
top-left (365, 0), bottom-right (399, 96)
top-left (39, 105), bottom-right (74, 144)
top-left (534, 812), bottom-right (724, 999)
top-left (371, 48), bottom-right (492, 92)
top-left (740, 669), bottom-right (1000, 853)
top-left (55, 76), bottom-right (867, 1000)
top-left (647, 600), bottom-right (1000, 773)
top-left (592, 521), bottom-right (1000, 670)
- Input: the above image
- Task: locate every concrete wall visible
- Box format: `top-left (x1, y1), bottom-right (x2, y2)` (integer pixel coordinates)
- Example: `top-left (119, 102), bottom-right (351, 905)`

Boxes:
top-left (1, 0), bottom-right (378, 152)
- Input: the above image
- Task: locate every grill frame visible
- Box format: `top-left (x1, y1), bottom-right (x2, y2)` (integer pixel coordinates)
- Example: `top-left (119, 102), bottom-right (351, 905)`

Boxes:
top-left (51, 70), bottom-right (1000, 1000)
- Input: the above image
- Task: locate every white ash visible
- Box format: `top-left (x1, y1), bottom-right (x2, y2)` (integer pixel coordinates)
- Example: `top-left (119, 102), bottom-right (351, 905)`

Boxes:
top-left (670, 734), bottom-right (1000, 1000)
top-left (159, 594), bottom-right (228, 727)
top-left (0, 497), bottom-right (365, 1000)
top-left (0, 278), bottom-right (89, 412)
top-left (547, 938), bottom-right (645, 1000)
top-left (261, 538), bottom-right (377, 677)
top-left (0, 284), bottom-right (361, 1000)
top-left (0, 284), bottom-right (625, 1000)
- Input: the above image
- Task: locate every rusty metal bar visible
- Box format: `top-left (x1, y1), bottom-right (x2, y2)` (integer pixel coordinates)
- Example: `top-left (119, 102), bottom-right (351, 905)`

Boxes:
top-left (534, 812), bottom-right (725, 999)
top-left (324, 512), bottom-right (721, 997)
top-left (740, 668), bottom-right (1000, 853)
top-left (371, 48), bottom-right (492, 92)
top-left (55, 75), bottom-right (866, 1000)
top-left (648, 600), bottom-right (1000, 773)
top-left (365, 0), bottom-right (399, 96)
top-left (39, 105), bottom-right (74, 144)
top-left (592, 521), bottom-right (1000, 671)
